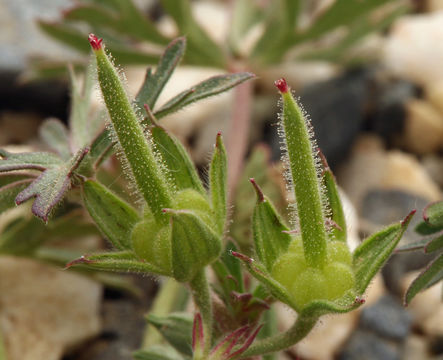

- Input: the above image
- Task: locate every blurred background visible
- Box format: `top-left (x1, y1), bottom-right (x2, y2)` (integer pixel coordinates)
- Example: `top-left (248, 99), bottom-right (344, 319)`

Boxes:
top-left (0, 0), bottom-right (442, 359)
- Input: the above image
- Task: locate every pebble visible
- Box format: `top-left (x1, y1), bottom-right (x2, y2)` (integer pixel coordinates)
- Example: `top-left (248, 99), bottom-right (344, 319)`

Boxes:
top-left (403, 335), bottom-right (431, 360)
top-left (0, 256), bottom-right (102, 360)
top-left (360, 295), bottom-right (412, 341)
top-left (403, 99), bottom-right (443, 154)
top-left (383, 11), bottom-right (443, 86)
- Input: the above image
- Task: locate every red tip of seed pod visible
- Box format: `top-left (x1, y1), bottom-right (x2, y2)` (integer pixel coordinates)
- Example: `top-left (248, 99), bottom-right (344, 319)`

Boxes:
top-left (274, 78), bottom-right (289, 93)
top-left (88, 33), bottom-right (103, 50)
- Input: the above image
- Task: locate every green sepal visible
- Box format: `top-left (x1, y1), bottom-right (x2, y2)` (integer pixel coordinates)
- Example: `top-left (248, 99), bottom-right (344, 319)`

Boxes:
top-left (133, 345), bottom-right (185, 360)
top-left (231, 251), bottom-right (299, 311)
top-left (92, 37), bottom-right (172, 223)
top-left (82, 180), bottom-right (140, 250)
top-left (209, 133), bottom-right (228, 235)
top-left (250, 179), bottom-right (291, 271)
top-left (146, 312), bottom-right (193, 357)
top-left (168, 209), bottom-right (222, 282)
top-left (149, 124), bottom-right (205, 195)
top-left (0, 180), bottom-right (32, 214)
top-left (404, 254), bottom-right (443, 306)
top-left (353, 210), bottom-right (415, 295)
top-left (154, 73), bottom-right (255, 119)
top-left (298, 293), bottom-right (361, 318)
top-left (66, 251), bottom-right (169, 275)
top-left (321, 161), bottom-right (346, 242)
top-left (39, 118), bottom-right (71, 160)
top-left (136, 37), bottom-right (186, 110)
top-left (424, 201), bottom-right (443, 228)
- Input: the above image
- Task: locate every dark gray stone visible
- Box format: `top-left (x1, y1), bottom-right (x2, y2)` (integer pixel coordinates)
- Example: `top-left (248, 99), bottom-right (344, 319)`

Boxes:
top-left (360, 295), bottom-right (412, 341)
top-left (338, 330), bottom-right (401, 360)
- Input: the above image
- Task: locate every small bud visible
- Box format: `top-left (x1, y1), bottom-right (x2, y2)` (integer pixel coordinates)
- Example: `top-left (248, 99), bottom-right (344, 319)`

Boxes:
top-left (88, 33), bottom-right (102, 50)
top-left (274, 78), bottom-right (289, 93)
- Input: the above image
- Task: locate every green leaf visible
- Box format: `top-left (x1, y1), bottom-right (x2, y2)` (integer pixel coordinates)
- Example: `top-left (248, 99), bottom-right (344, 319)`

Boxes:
top-left (0, 150), bottom-right (63, 172)
top-left (425, 232), bottom-right (443, 253)
top-left (0, 180), bottom-right (32, 214)
top-left (299, 293), bottom-right (361, 318)
top-left (424, 201), bottom-right (443, 228)
top-left (159, 0), bottom-right (225, 68)
top-left (0, 216), bottom-right (46, 255)
top-left (397, 233), bottom-right (443, 254)
top-left (221, 241), bottom-right (244, 293)
top-left (146, 312), bottom-right (193, 357)
top-left (134, 345), bottom-right (184, 360)
top-left (405, 254), bottom-right (443, 306)
top-left (321, 162), bottom-right (346, 242)
top-left (415, 220), bottom-right (443, 235)
top-left (209, 133), bottom-right (227, 235)
top-left (149, 124), bottom-right (205, 195)
top-left (232, 251), bottom-right (299, 311)
top-left (250, 179), bottom-right (291, 271)
top-left (154, 72), bottom-right (255, 119)
top-left (82, 180), bottom-right (140, 250)
top-left (66, 251), bottom-right (168, 275)
top-left (92, 36), bottom-right (172, 223)
top-left (136, 37), bottom-right (186, 110)
top-left (38, 21), bottom-right (90, 53)
top-left (87, 129), bottom-right (114, 168)
top-left (39, 118), bottom-right (71, 160)
top-left (353, 210), bottom-right (415, 295)
top-left (169, 209), bottom-right (222, 282)
top-left (12, 148), bottom-right (89, 222)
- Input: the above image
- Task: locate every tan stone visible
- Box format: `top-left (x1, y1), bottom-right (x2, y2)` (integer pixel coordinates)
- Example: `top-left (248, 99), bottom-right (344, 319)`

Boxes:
top-left (403, 335), bottom-right (430, 360)
top-left (426, 81), bottom-right (443, 115)
top-left (0, 256), bottom-right (102, 360)
top-left (403, 99), bottom-right (443, 154)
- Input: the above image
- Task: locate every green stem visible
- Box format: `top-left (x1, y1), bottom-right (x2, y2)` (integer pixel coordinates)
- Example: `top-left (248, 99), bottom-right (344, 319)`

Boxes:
top-left (141, 278), bottom-right (184, 349)
top-left (238, 314), bottom-right (318, 358)
top-left (189, 270), bottom-right (212, 356)
top-left (277, 80), bottom-right (327, 267)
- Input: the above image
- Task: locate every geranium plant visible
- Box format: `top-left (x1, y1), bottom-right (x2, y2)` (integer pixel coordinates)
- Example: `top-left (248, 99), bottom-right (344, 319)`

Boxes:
top-left (0, 35), bottom-right (414, 359)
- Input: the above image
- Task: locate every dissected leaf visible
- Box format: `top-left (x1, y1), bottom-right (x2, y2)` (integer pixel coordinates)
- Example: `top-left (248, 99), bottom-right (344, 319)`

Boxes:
top-left (0, 150), bottom-right (63, 171)
top-left (149, 124), bottom-right (205, 195)
top-left (424, 201), bottom-right (443, 228)
top-left (405, 254), bottom-right (443, 306)
top-left (136, 37), bottom-right (186, 110)
top-left (250, 179), bottom-right (291, 271)
top-left (209, 133), bottom-right (228, 235)
top-left (353, 210), bottom-right (415, 295)
top-left (82, 180), bottom-right (140, 250)
top-left (154, 72), bottom-right (255, 119)
top-left (146, 312), bottom-right (193, 357)
top-left (14, 148), bottom-right (89, 222)
top-left (0, 180), bottom-right (32, 214)
top-left (39, 118), bottom-right (71, 160)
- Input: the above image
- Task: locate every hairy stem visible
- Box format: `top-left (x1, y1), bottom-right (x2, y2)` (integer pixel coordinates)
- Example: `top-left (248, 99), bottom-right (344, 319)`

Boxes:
top-left (238, 314), bottom-right (319, 358)
top-left (190, 270), bottom-right (213, 356)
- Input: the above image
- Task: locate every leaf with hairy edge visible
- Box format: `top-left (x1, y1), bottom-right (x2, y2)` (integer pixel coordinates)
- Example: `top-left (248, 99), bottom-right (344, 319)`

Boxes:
top-left (0, 150), bottom-right (63, 171)
top-left (82, 180), bottom-right (140, 250)
top-left (299, 294), bottom-right (361, 318)
top-left (231, 251), bottom-right (299, 311)
top-left (149, 124), bottom-right (205, 195)
top-left (154, 72), bottom-right (256, 119)
top-left (13, 148), bottom-right (89, 222)
top-left (415, 220), bottom-right (442, 235)
top-left (209, 133), bottom-right (227, 235)
top-left (146, 312), bottom-right (193, 357)
top-left (405, 254), bottom-right (443, 306)
top-left (65, 251), bottom-right (169, 275)
top-left (221, 241), bottom-right (244, 293)
top-left (353, 210), bottom-right (415, 295)
top-left (133, 345), bottom-right (184, 360)
top-left (136, 38), bottom-right (186, 110)
top-left (397, 232), bottom-right (443, 254)
top-left (424, 201), bottom-right (443, 228)
top-left (320, 154), bottom-right (346, 242)
top-left (425, 233), bottom-right (443, 253)
top-left (39, 118), bottom-right (71, 160)
top-left (250, 179), bottom-right (291, 271)
top-left (0, 180), bottom-right (32, 214)
top-left (168, 209), bottom-right (222, 282)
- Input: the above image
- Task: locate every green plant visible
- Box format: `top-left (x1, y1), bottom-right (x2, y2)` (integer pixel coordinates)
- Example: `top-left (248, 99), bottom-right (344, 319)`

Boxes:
top-left (0, 35), bottom-right (414, 359)
top-left (397, 200), bottom-right (443, 306)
